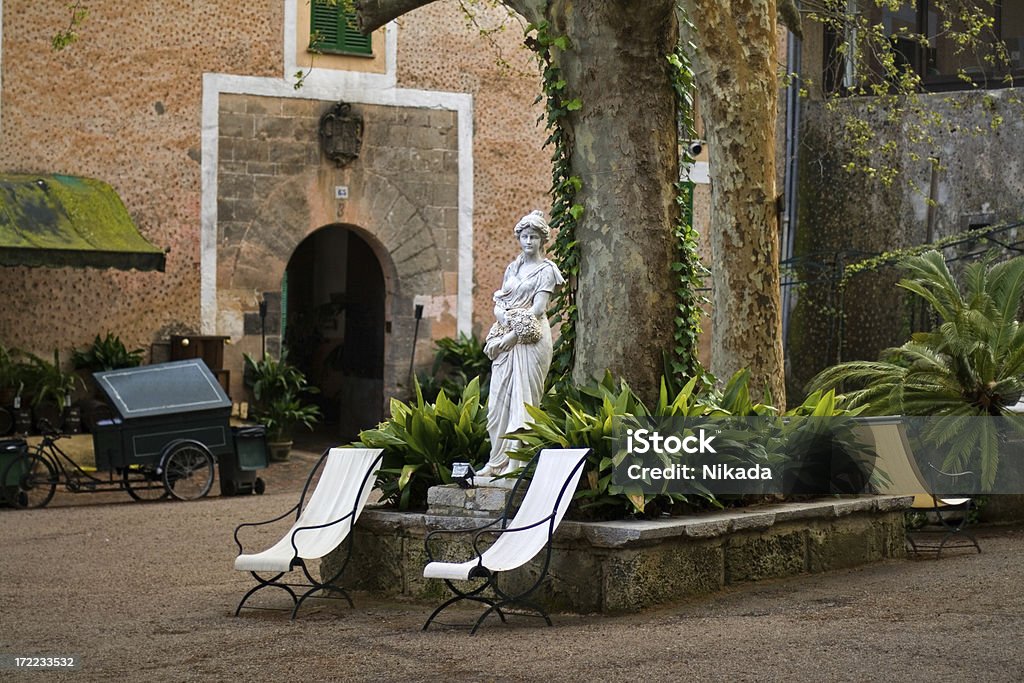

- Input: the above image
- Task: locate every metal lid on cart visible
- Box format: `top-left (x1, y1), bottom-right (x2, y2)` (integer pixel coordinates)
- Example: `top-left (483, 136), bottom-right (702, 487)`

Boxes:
top-left (94, 360), bottom-right (231, 419)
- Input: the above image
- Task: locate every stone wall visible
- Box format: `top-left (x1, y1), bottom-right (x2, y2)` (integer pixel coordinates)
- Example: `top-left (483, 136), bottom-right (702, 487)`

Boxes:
top-left (788, 89), bottom-right (1024, 398)
top-left (214, 94), bottom-right (459, 401)
top-left (0, 0), bottom-right (549, 402)
top-left (322, 497), bottom-right (910, 614)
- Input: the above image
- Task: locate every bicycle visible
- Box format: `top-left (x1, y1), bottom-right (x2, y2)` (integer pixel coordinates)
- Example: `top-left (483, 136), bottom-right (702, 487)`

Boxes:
top-left (1, 420), bottom-right (215, 509)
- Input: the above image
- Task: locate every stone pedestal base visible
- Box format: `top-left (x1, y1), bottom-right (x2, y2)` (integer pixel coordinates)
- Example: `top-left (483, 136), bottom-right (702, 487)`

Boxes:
top-left (426, 481), bottom-right (520, 518)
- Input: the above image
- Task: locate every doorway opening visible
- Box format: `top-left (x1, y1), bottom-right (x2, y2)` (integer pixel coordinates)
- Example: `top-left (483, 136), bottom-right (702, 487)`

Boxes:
top-left (282, 225), bottom-right (386, 442)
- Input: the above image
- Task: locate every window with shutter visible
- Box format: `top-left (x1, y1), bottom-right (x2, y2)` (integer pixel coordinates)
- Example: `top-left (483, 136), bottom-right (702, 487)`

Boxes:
top-left (309, 0), bottom-right (372, 57)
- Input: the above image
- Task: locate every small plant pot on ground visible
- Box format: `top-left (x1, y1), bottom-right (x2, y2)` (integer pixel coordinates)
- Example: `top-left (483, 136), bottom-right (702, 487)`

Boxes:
top-left (267, 440), bottom-right (293, 462)
top-left (13, 407), bottom-right (32, 435)
top-left (63, 405), bottom-right (82, 434)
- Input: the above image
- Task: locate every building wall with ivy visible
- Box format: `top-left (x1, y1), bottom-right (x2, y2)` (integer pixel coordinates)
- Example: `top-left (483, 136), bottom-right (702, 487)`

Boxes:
top-left (789, 89), bottom-right (1024, 398)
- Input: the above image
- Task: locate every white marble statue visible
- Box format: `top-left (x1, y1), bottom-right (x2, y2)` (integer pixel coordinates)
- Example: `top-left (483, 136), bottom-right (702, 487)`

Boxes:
top-left (476, 210), bottom-right (565, 478)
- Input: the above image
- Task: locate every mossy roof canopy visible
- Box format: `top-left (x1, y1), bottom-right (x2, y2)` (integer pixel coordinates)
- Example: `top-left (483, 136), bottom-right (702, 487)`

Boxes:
top-left (0, 174), bottom-right (166, 271)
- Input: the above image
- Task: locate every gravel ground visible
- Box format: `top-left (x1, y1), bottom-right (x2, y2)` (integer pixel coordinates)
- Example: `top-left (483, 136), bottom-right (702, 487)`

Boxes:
top-left (2, 444), bottom-right (1023, 682)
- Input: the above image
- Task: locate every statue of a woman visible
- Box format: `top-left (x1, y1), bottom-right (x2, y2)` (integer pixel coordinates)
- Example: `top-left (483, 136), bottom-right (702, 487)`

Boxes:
top-left (477, 210), bottom-right (565, 478)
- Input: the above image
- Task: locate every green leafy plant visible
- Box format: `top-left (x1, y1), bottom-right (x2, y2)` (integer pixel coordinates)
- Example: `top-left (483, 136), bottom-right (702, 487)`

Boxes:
top-left (243, 353), bottom-right (321, 442)
top-left (507, 370), bottom-right (731, 519)
top-left (0, 344), bottom-right (29, 401)
top-left (358, 377), bottom-right (489, 510)
top-left (509, 368), bottom-right (862, 520)
top-left (808, 251), bottom-right (1024, 489)
top-left (508, 371), bottom-right (676, 519)
top-left (417, 333), bottom-right (491, 403)
top-left (71, 332), bottom-right (144, 372)
top-left (27, 350), bottom-right (83, 408)
top-left (527, 20), bottom-right (583, 384)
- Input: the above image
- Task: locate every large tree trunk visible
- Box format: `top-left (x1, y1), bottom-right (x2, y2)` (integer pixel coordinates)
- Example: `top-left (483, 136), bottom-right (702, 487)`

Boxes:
top-left (681, 0), bottom-right (786, 406)
top-left (546, 0), bottom-right (680, 401)
top-left (361, 0), bottom-right (682, 403)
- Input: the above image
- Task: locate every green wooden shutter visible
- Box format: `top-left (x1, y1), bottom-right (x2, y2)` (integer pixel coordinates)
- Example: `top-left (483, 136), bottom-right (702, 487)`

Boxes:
top-left (310, 1), bottom-right (372, 56)
top-left (339, 10), bottom-right (372, 55)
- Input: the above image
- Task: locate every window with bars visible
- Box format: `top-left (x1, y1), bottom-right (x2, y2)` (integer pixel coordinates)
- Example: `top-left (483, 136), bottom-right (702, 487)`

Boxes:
top-left (310, 0), bottom-right (373, 57)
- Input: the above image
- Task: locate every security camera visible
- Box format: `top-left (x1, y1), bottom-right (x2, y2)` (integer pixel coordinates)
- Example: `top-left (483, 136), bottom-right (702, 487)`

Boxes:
top-left (687, 140), bottom-right (704, 157)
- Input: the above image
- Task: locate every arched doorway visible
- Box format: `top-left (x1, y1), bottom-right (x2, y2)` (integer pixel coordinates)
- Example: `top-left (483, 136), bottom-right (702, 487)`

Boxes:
top-left (282, 225), bottom-right (386, 441)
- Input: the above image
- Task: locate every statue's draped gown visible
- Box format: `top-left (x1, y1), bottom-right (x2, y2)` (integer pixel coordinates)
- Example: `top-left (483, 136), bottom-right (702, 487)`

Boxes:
top-left (486, 255), bottom-right (565, 471)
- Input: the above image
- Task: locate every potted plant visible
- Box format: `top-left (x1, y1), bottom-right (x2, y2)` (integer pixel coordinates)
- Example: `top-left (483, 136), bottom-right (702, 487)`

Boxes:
top-left (71, 332), bottom-right (145, 432)
top-left (808, 251), bottom-right (1024, 490)
top-left (243, 353), bottom-right (321, 461)
top-left (28, 350), bottom-right (84, 433)
top-left (0, 344), bottom-right (28, 436)
top-left (72, 332), bottom-right (144, 374)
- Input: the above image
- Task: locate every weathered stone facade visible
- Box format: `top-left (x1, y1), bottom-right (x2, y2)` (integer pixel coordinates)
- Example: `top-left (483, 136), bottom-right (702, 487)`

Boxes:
top-left (214, 94), bottom-right (460, 404)
top-left (787, 90), bottom-right (1024, 397)
top-left (0, 0), bottom-right (551, 428)
top-left (321, 496), bottom-right (910, 614)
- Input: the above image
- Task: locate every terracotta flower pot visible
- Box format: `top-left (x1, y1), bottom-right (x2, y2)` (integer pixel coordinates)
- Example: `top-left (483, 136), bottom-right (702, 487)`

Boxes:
top-left (267, 440), bottom-right (293, 462)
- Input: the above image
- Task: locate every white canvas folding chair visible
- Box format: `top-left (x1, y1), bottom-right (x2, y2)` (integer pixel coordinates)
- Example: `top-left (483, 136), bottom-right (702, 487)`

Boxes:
top-left (233, 447), bottom-right (383, 618)
top-left (852, 417), bottom-right (980, 557)
top-left (422, 447), bottom-right (589, 634)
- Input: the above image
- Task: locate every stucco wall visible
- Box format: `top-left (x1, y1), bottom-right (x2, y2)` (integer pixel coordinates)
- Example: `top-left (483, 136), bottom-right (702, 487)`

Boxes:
top-left (0, 1), bottom-right (549, 404)
top-left (395, 3), bottom-right (550, 329)
top-left (1, 0), bottom-right (283, 354)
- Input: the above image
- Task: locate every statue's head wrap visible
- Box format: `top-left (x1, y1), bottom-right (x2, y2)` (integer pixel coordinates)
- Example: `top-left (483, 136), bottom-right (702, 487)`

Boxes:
top-left (513, 210), bottom-right (551, 239)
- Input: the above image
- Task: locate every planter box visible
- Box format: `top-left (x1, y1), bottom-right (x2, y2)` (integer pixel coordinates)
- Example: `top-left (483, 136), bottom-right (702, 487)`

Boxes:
top-left (323, 495), bottom-right (912, 614)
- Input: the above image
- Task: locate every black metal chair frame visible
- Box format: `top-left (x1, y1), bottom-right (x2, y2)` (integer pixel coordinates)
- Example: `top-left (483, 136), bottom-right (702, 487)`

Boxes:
top-left (422, 450), bottom-right (587, 634)
top-left (906, 463), bottom-right (981, 558)
top-left (232, 448), bottom-right (383, 619)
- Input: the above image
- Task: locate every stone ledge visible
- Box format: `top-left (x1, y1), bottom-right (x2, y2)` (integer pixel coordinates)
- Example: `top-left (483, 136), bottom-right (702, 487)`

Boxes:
top-left (328, 495), bottom-right (913, 614)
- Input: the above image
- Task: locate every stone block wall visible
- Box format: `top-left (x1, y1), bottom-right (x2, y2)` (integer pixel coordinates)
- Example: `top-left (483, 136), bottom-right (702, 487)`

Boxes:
top-left (322, 496), bottom-right (910, 615)
top-left (214, 94), bottom-right (460, 401)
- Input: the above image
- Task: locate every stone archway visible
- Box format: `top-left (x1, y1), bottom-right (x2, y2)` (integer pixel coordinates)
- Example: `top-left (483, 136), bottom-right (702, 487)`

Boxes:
top-left (282, 225), bottom-right (388, 440)
top-left (215, 93), bottom-right (463, 417)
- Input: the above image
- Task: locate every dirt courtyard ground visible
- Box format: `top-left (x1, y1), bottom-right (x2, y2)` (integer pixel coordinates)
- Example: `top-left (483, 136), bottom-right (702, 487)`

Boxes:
top-left (2, 447), bottom-right (1023, 681)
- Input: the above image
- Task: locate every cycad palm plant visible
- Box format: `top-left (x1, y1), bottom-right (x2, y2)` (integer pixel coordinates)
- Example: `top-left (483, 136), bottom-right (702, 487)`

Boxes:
top-left (808, 250), bottom-right (1024, 489)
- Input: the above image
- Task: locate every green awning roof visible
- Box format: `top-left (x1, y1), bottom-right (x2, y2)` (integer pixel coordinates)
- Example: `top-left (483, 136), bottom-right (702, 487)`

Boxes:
top-left (0, 174), bottom-right (166, 271)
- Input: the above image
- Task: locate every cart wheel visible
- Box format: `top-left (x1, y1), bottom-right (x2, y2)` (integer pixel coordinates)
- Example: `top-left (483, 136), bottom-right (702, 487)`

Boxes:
top-left (123, 467), bottom-right (170, 502)
top-left (2, 453), bottom-right (58, 509)
top-left (221, 479), bottom-right (238, 497)
top-left (254, 477), bottom-right (266, 495)
top-left (161, 442), bottom-right (215, 501)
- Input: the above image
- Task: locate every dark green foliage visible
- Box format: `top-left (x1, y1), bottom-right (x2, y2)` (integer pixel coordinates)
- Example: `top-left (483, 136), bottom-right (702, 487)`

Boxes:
top-left (71, 332), bottom-right (144, 372)
top-left (808, 251), bottom-right (1024, 489)
top-left (668, 46), bottom-right (711, 387)
top-left (243, 353), bottom-right (321, 441)
top-left (526, 20), bottom-right (583, 386)
top-left (417, 333), bottom-right (491, 403)
top-left (26, 350), bottom-right (83, 407)
top-left (509, 369), bottom-right (855, 520)
top-left (0, 344), bottom-right (28, 396)
top-left (358, 377), bottom-right (489, 511)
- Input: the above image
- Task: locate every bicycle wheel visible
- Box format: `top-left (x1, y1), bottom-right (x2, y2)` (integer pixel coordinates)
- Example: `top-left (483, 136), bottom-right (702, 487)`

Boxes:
top-left (161, 442), bottom-right (215, 501)
top-left (122, 466), bottom-right (170, 502)
top-left (2, 452), bottom-right (58, 509)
